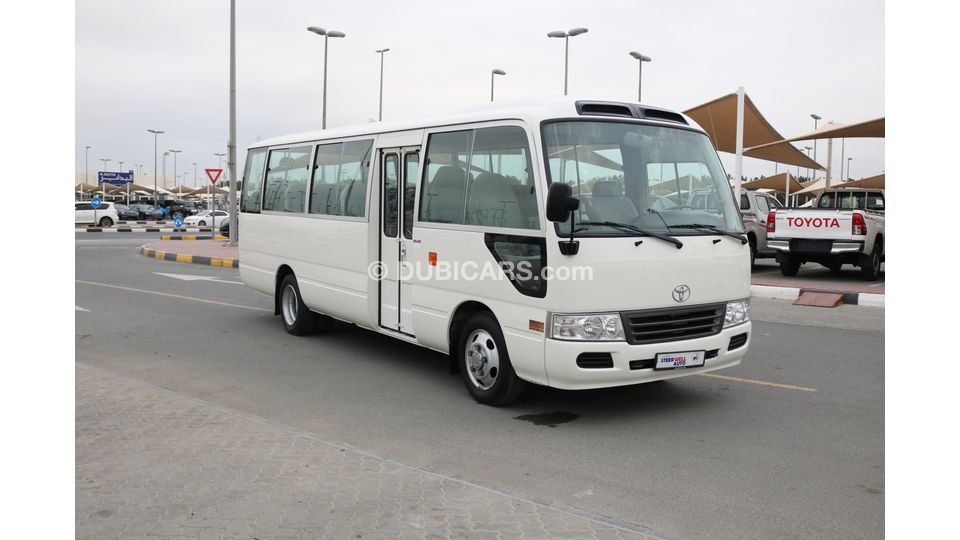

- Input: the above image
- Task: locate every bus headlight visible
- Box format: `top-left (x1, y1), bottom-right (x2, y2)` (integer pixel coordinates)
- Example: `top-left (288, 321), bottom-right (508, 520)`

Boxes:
top-left (724, 299), bottom-right (751, 328)
top-left (551, 313), bottom-right (625, 341)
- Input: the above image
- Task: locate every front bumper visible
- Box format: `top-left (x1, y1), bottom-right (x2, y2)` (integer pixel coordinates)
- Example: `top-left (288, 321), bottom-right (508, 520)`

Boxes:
top-left (768, 239), bottom-right (864, 255)
top-left (544, 322), bottom-right (751, 390)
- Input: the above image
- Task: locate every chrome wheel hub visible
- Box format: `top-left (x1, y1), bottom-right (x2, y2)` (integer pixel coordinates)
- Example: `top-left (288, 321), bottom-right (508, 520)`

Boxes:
top-left (281, 284), bottom-right (298, 326)
top-left (465, 329), bottom-right (500, 391)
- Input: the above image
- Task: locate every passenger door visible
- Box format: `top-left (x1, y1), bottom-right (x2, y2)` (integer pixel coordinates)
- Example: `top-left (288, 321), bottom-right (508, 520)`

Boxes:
top-left (378, 147), bottom-right (419, 335)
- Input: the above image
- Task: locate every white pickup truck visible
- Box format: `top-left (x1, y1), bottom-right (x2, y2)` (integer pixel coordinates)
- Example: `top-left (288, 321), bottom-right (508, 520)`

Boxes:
top-left (766, 188), bottom-right (885, 281)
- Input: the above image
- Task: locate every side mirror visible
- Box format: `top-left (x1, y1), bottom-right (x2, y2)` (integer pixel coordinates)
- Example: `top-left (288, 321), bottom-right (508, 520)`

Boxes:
top-left (546, 182), bottom-right (580, 222)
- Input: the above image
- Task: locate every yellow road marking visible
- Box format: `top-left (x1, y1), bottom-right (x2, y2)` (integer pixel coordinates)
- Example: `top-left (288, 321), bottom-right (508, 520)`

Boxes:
top-left (698, 373), bottom-right (817, 392)
top-left (75, 279), bottom-right (271, 312)
top-left (175, 253), bottom-right (193, 263)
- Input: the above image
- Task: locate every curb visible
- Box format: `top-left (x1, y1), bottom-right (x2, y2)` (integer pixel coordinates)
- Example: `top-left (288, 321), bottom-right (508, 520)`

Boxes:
top-left (140, 246), bottom-right (238, 268)
top-left (78, 227), bottom-right (213, 233)
top-left (750, 284), bottom-right (885, 307)
top-left (160, 235), bottom-right (228, 241)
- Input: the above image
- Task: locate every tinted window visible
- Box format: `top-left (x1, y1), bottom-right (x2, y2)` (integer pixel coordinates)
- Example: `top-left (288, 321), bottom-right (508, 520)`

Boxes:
top-left (241, 148), bottom-right (267, 213)
top-left (817, 192), bottom-right (835, 208)
top-left (263, 146), bottom-right (311, 213)
top-left (740, 194), bottom-right (750, 210)
top-left (420, 126), bottom-right (538, 230)
top-left (308, 139), bottom-right (373, 217)
top-left (756, 195), bottom-right (770, 214)
top-left (383, 154), bottom-right (399, 237)
top-left (767, 196), bottom-right (783, 208)
top-left (866, 192), bottom-right (884, 210)
top-left (403, 153), bottom-right (419, 239)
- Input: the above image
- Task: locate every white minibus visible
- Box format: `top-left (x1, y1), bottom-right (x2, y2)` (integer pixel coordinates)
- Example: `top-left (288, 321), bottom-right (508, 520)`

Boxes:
top-left (239, 98), bottom-right (752, 405)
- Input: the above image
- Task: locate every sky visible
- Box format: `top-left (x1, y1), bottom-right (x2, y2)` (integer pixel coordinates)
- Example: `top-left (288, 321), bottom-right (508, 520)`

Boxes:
top-left (75, 0), bottom-right (885, 187)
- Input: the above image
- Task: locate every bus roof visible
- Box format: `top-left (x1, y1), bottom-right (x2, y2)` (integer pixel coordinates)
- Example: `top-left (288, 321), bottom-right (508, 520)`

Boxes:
top-left (249, 96), bottom-right (703, 150)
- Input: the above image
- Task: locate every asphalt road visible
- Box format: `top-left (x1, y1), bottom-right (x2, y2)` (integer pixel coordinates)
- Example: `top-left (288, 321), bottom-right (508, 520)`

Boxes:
top-left (75, 233), bottom-right (884, 540)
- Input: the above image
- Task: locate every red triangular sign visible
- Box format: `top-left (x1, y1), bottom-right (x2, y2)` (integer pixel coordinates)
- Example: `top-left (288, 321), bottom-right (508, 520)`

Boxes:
top-left (205, 168), bottom-right (223, 185)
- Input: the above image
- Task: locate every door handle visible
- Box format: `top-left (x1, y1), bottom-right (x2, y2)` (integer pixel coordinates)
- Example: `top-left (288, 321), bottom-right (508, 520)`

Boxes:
top-left (399, 242), bottom-right (407, 258)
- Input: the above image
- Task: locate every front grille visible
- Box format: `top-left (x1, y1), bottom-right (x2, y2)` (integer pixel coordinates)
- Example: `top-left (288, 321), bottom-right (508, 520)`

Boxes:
top-left (576, 352), bottom-right (614, 369)
top-left (728, 333), bottom-right (748, 351)
top-left (621, 304), bottom-right (725, 345)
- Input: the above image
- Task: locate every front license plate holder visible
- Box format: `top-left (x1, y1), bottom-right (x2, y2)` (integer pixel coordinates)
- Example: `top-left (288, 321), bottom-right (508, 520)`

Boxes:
top-left (654, 350), bottom-right (706, 371)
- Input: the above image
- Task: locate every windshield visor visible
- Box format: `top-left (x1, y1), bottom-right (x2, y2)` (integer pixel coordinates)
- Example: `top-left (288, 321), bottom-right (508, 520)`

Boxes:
top-left (543, 121), bottom-right (744, 235)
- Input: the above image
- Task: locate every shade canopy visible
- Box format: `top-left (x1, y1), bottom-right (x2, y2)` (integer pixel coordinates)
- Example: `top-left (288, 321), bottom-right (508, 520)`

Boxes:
top-left (683, 93), bottom-right (823, 170)
top-left (835, 173), bottom-right (885, 189)
top-left (748, 118), bottom-right (884, 152)
top-left (75, 183), bottom-right (98, 193)
top-left (740, 172), bottom-right (805, 194)
top-left (792, 177), bottom-right (830, 196)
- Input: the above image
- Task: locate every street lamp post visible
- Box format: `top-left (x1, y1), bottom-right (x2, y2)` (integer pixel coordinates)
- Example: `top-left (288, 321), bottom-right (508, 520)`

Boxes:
top-left (803, 146), bottom-right (813, 182)
top-left (307, 26), bottom-right (346, 129)
top-left (490, 69), bottom-right (506, 102)
top-left (193, 162), bottom-right (197, 187)
top-left (85, 146), bottom-right (90, 186)
top-left (147, 129), bottom-right (164, 206)
top-left (99, 158), bottom-right (110, 171)
top-left (628, 51), bottom-right (652, 102)
top-left (847, 157), bottom-right (853, 180)
top-left (376, 48), bottom-right (389, 120)
top-left (810, 113), bottom-right (821, 164)
top-left (547, 27), bottom-right (588, 95)
top-left (169, 149), bottom-right (182, 187)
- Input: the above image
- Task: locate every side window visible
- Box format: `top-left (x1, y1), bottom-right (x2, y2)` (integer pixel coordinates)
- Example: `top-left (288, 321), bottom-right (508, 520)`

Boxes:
top-left (867, 192), bottom-right (885, 210)
top-left (310, 142), bottom-right (343, 215)
top-left (339, 140), bottom-right (373, 217)
top-left (383, 154), bottom-right (399, 237)
top-left (240, 149), bottom-right (267, 213)
top-left (308, 139), bottom-right (373, 217)
top-left (420, 126), bottom-right (538, 230)
top-left (420, 130), bottom-right (472, 225)
top-left (767, 196), bottom-right (783, 208)
top-left (403, 153), bottom-right (419, 239)
top-left (740, 194), bottom-right (750, 210)
top-left (756, 195), bottom-right (770, 214)
top-left (466, 126), bottom-right (539, 229)
top-left (263, 146), bottom-right (311, 213)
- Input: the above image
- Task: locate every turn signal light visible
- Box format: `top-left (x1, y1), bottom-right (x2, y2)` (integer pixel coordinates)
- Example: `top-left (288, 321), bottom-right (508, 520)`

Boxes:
top-left (852, 213), bottom-right (866, 235)
top-left (766, 211), bottom-right (776, 233)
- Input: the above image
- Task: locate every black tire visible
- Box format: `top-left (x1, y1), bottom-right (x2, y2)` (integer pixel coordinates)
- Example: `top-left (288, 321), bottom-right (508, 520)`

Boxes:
top-left (860, 239), bottom-right (882, 281)
top-left (278, 274), bottom-right (316, 335)
top-left (457, 312), bottom-right (526, 406)
top-left (748, 236), bottom-right (757, 268)
top-left (198, 220), bottom-right (206, 226)
top-left (98, 217), bottom-right (113, 227)
top-left (779, 256), bottom-right (801, 277)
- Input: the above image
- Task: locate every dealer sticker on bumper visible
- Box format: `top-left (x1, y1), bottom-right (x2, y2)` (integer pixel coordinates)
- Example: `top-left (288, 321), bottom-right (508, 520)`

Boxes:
top-left (654, 350), bottom-right (706, 370)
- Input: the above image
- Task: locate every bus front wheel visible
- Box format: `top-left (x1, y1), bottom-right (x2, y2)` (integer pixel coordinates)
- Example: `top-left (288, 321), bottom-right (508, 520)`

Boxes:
top-left (458, 312), bottom-right (525, 406)
top-left (279, 274), bottom-right (316, 335)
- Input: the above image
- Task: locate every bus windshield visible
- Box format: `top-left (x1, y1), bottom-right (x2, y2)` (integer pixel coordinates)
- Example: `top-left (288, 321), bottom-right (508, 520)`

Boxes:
top-left (543, 121), bottom-right (744, 235)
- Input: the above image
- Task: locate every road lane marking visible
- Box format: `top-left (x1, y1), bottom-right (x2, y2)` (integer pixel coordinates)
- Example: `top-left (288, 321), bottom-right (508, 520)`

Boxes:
top-left (153, 272), bottom-right (243, 285)
top-left (75, 306), bottom-right (89, 312)
top-left (75, 279), bottom-right (271, 312)
top-left (697, 373), bottom-right (817, 392)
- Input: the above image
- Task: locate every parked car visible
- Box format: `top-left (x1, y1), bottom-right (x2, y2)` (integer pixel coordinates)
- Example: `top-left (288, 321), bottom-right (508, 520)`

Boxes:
top-left (113, 203), bottom-right (140, 221)
top-left (219, 218), bottom-right (236, 237)
top-left (767, 188), bottom-right (885, 280)
top-left (166, 200), bottom-right (200, 218)
top-left (184, 210), bottom-right (230, 227)
top-left (129, 204), bottom-right (165, 220)
top-left (75, 201), bottom-right (119, 227)
top-left (739, 190), bottom-right (784, 267)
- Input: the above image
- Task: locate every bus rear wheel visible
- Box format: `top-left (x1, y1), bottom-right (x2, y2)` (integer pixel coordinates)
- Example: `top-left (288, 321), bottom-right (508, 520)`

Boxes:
top-left (279, 274), bottom-right (316, 335)
top-left (458, 312), bottom-right (525, 406)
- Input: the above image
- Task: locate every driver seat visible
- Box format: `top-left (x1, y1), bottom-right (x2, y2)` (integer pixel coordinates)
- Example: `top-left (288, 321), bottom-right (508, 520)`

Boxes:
top-left (588, 181), bottom-right (638, 223)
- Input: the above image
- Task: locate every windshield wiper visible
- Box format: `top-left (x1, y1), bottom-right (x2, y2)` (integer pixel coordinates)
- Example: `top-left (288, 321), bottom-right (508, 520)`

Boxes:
top-left (671, 224), bottom-right (748, 244)
top-left (575, 221), bottom-right (683, 249)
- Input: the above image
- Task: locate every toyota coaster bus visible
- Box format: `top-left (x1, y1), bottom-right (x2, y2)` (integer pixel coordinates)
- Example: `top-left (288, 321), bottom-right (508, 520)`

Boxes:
top-left (238, 98), bottom-right (752, 405)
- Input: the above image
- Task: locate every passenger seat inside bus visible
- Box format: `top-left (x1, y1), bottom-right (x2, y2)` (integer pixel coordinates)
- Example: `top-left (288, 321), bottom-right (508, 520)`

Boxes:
top-left (423, 166), bottom-right (469, 223)
top-left (588, 181), bottom-right (639, 223)
top-left (467, 172), bottom-right (523, 228)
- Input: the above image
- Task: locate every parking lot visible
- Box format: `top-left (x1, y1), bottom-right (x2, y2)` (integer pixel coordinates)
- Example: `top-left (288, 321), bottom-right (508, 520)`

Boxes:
top-left (75, 233), bottom-right (884, 539)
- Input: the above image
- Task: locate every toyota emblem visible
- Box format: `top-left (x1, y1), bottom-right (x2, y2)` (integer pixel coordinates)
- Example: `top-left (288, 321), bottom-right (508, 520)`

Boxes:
top-left (672, 285), bottom-right (691, 303)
